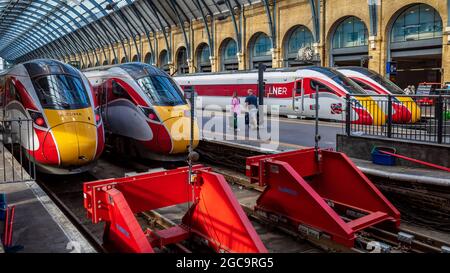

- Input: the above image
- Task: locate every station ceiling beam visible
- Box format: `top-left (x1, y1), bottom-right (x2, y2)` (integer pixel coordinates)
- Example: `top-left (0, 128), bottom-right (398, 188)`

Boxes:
top-left (0, 0), bottom-right (260, 64)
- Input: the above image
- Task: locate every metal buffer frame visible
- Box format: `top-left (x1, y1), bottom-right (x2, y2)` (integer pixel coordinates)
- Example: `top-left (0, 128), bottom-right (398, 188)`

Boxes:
top-left (83, 165), bottom-right (267, 253)
top-left (245, 148), bottom-right (401, 247)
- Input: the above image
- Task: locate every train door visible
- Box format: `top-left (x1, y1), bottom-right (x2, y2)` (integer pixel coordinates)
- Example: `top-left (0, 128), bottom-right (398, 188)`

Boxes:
top-left (4, 78), bottom-right (14, 120)
top-left (97, 80), bottom-right (109, 131)
top-left (293, 79), bottom-right (304, 114)
top-left (106, 79), bottom-right (144, 140)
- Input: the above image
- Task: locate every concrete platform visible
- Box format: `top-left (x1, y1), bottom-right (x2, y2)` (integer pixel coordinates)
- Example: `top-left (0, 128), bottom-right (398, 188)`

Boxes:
top-left (0, 143), bottom-right (95, 253)
top-left (352, 158), bottom-right (450, 186)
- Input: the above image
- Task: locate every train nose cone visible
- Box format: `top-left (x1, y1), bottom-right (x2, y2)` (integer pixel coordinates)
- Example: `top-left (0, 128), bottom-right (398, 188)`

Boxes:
top-left (159, 117), bottom-right (200, 154)
top-left (43, 122), bottom-right (97, 167)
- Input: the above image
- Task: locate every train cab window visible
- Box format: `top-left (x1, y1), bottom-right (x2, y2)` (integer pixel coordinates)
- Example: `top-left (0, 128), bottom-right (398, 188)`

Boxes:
top-left (351, 79), bottom-right (375, 92)
top-left (310, 80), bottom-right (334, 94)
top-left (32, 74), bottom-right (90, 110)
top-left (137, 76), bottom-right (186, 106)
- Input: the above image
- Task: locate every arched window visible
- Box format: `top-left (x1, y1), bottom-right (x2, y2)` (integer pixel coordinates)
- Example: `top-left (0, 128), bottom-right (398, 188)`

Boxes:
top-left (249, 33), bottom-right (272, 69)
top-left (284, 25), bottom-right (313, 67)
top-left (111, 58), bottom-right (118, 65)
top-left (388, 4), bottom-right (443, 89)
top-left (332, 17), bottom-right (368, 49)
top-left (176, 47), bottom-right (188, 74)
top-left (103, 60), bottom-right (109, 66)
top-left (221, 39), bottom-right (238, 71)
top-left (196, 44), bottom-right (211, 73)
top-left (159, 50), bottom-right (169, 72)
top-left (132, 55), bottom-right (138, 62)
top-left (120, 57), bottom-right (127, 64)
top-left (330, 16), bottom-right (369, 67)
top-left (144, 52), bottom-right (152, 64)
top-left (391, 4), bottom-right (442, 43)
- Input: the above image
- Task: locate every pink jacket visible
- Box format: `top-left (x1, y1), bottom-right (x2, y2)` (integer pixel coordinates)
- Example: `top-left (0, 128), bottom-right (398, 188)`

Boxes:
top-left (231, 97), bottom-right (241, 114)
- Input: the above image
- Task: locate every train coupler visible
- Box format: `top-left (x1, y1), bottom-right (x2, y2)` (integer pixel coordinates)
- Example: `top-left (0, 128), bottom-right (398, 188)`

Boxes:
top-left (246, 148), bottom-right (401, 248)
top-left (83, 165), bottom-right (267, 253)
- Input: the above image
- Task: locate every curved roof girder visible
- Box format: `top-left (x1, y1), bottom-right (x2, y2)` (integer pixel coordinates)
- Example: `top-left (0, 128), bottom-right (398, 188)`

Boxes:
top-left (0, 0), bottom-right (261, 63)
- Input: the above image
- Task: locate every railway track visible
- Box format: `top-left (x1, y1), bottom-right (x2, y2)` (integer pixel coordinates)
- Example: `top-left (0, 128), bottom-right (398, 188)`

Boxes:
top-left (210, 163), bottom-right (450, 253)
top-left (13, 141), bottom-right (449, 253)
top-left (34, 150), bottom-right (322, 253)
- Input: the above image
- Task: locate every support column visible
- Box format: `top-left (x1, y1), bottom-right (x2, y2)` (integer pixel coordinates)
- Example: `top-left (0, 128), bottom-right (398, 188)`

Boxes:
top-left (237, 52), bottom-right (245, 70)
top-left (313, 42), bottom-right (323, 66)
top-left (169, 61), bottom-right (176, 75)
top-left (368, 35), bottom-right (383, 75)
top-left (442, 27), bottom-right (450, 84)
top-left (188, 58), bottom-right (195, 74)
top-left (210, 56), bottom-right (218, 72)
top-left (271, 48), bottom-right (282, 68)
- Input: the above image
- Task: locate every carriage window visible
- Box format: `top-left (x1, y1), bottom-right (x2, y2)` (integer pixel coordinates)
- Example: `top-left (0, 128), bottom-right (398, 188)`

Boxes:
top-left (137, 76), bottom-right (186, 106)
top-left (32, 74), bottom-right (90, 110)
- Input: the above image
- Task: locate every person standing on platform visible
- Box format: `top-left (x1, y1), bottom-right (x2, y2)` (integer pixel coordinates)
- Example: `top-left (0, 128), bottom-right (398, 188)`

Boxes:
top-left (403, 85), bottom-right (412, 95)
top-left (230, 91), bottom-right (241, 132)
top-left (245, 89), bottom-right (258, 130)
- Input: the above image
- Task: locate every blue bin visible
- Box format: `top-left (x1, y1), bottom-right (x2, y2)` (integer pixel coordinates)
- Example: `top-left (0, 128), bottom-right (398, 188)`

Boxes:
top-left (0, 192), bottom-right (6, 221)
top-left (371, 147), bottom-right (397, 166)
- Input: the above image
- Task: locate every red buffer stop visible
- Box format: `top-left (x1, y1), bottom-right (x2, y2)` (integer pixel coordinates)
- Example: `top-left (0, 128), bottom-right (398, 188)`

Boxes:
top-left (83, 165), bottom-right (267, 253)
top-left (246, 148), bottom-right (401, 248)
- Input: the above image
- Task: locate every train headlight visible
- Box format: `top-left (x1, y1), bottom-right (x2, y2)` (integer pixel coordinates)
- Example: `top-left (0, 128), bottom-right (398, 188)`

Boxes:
top-left (94, 107), bottom-right (102, 125)
top-left (139, 106), bottom-right (160, 122)
top-left (28, 110), bottom-right (47, 128)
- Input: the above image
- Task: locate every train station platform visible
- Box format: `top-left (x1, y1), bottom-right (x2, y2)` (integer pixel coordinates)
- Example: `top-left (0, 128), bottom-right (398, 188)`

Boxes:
top-left (0, 143), bottom-right (96, 253)
top-left (353, 158), bottom-right (450, 185)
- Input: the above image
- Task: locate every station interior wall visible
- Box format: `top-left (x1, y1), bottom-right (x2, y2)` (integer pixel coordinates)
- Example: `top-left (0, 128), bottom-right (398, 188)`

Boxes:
top-left (66, 0), bottom-right (449, 87)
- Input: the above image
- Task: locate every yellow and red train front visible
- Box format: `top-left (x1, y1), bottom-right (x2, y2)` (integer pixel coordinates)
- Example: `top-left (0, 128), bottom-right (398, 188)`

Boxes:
top-left (32, 107), bottom-right (104, 172)
top-left (152, 105), bottom-right (200, 154)
top-left (41, 108), bottom-right (104, 168)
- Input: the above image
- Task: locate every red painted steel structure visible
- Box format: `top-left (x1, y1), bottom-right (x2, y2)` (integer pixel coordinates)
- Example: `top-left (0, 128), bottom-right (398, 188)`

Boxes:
top-left (379, 150), bottom-right (450, 172)
top-left (83, 165), bottom-right (267, 253)
top-left (2, 205), bottom-right (15, 248)
top-left (246, 149), bottom-right (401, 247)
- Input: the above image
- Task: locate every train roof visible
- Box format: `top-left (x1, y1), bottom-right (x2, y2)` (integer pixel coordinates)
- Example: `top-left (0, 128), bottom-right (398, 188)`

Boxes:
top-left (23, 59), bottom-right (81, 78)
top-left (1, 59), bottom-right (81, 77)
top-left (83, 62), bottom-right (169, 80)
top-left (174, 66), bottom-right (342, 78)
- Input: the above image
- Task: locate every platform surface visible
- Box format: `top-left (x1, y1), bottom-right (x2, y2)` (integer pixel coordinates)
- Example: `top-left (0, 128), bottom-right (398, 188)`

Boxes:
top-left (352, 158), bottom-right (450, 183)
top-left (0, 143), bottom-right (95, 253)
top-left (0, 181), bottom-right (96, 253)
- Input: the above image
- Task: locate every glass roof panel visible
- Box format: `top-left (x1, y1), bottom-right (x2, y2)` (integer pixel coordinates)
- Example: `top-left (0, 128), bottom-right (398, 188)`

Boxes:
top-left (0, 0), bottom-right (256, 61)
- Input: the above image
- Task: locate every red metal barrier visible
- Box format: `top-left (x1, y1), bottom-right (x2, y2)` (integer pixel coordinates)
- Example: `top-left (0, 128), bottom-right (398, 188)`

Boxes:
top-left (83, 165), bottom-right (267, 253)
top-left (2, 205), bottom-right (15, 248)
top-left (379, 150), bottom-right (450, 172)
top-left (246, 149), bottom-right (400, 247)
